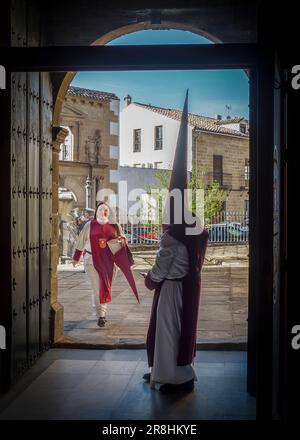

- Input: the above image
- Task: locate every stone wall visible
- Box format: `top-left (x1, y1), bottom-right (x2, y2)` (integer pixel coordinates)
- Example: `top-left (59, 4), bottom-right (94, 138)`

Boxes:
top-left (59, 94), bottom-right (119, 210)
top-left (193, 131), bottom-right (249, 212)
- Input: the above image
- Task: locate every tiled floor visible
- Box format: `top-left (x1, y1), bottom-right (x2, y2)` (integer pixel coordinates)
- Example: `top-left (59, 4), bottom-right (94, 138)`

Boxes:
top-left (0, 349), bottom-right (255, 420)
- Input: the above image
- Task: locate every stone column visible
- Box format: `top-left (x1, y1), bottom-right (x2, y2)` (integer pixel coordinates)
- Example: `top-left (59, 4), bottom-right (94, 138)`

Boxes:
top-left (69, 125), bottom-right (74, 160)
top-left (85, 175), bottom-right (92, 209)
top-left (51, 126), bottom-right (69, 343)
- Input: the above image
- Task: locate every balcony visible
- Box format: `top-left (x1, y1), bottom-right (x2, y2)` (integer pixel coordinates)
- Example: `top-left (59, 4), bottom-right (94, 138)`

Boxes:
top-left (239, 174), bottom-right (249, 190)
top-left (203, 172), bottom-right (232, 190)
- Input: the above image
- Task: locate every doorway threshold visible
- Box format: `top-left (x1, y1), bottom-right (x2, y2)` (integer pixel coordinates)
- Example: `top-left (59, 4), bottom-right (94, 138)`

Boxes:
top-left (52, 336), bottom-right (247, 351)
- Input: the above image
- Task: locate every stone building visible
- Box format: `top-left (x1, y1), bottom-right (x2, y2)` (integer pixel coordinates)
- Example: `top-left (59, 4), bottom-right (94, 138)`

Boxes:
top-left (120, 99), bottom-right (249, 212)
top-left (59, 86), bottom-right (120, 211)
top-left (193, 122), bottom-right (250, 213)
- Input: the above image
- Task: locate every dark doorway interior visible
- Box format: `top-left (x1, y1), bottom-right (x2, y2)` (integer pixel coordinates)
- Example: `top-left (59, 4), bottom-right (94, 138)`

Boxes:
top-left (0, 41), bottom-right (285, 421)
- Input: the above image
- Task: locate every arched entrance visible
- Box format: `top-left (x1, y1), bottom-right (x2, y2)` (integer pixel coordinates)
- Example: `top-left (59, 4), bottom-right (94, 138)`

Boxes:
top-left (50, 23), bottom-right (220, 344)
top-left (52, 22), bottom-right (219, 127)
top-left (0, 0), bottom-right (290, 421)
top-left (50, 24), bottom-right (252, 388)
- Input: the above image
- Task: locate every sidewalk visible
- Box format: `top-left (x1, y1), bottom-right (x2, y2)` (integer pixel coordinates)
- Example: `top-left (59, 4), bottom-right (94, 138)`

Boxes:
top-left (57, 248), bottom-right (248, 348)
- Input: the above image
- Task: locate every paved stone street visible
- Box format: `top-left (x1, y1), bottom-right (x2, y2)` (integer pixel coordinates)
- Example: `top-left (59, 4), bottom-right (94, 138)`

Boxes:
top-left (57, 245), bottom-right (248, 347)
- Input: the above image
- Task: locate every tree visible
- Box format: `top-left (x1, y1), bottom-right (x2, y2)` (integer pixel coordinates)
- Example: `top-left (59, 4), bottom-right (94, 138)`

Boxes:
top-left (203, 180), bottom-right (225, 224)
top-left (146, 163), bottom-right (225, 226)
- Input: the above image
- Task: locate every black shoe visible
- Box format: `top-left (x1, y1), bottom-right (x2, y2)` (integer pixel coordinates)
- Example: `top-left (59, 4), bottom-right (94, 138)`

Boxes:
top-left (143, 373), bottom-right (151, 382)
top-left (159, 379), bottom-right (194, 395)
top-left (97, 317), bottom-right (107, 327)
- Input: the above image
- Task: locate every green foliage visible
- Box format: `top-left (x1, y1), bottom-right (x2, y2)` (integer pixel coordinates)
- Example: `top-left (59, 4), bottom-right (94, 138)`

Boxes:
top-left (145, 163), bottom-right (225, 226)
top-left (204, 180), bottom-right (225, 223)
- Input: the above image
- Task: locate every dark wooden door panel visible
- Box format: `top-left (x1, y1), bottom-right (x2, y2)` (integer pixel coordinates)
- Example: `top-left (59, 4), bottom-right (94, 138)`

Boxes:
top-left (27, 72), bottom-right (40, 362)
top-left (11, 250), bottom-right (27, 379)
top-left (9, 69), bottom-right (53, 379)
top-left (11, 70), bottom-right (28, 380)
top-left (11, 0), bottom-right (27, 48)
top-left (39, 73), bottom-right (53, 350)
top-left (3, 0), bottom-right (54, 389)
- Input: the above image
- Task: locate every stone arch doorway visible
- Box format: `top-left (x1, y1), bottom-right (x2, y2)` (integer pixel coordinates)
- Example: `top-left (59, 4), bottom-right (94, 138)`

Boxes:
top-left (51, 23), bottom-right (221, 344)
top-left (1, 1), bottom-right (286, 419)
top-left (52, 22), bottom-right (220, 127)
top-left (49, 21), bottom-right (261, 406)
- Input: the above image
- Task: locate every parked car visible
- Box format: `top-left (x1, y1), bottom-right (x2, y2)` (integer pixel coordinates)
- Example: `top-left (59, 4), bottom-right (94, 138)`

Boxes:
top-left (227, 222), bottom-right (249, 240)
top-left (123, 227), bottom-right (161, 244)
top-left (206, 221), bottom-right (248, 242)
top-left (123, 231), bottom-right (140, 244)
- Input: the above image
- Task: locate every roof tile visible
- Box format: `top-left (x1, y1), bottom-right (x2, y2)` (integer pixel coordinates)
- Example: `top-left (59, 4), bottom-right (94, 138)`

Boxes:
top-left (67, 86), bottom-right (118, 102)
top-left (133, 102), bottom-right (248, 137)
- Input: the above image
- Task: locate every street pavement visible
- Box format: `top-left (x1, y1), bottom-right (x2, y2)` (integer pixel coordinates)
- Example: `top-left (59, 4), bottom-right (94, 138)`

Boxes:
top-left (57, 245), bottom-right (248, 347)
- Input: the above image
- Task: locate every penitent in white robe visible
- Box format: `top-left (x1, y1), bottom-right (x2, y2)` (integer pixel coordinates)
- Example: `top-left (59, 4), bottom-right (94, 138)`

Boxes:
top-left (148, 232), bottom-right (197, 387)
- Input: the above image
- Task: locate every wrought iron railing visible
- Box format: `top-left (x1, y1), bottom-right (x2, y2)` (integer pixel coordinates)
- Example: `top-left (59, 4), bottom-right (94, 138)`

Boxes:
top-left (120, 211), bottom-right (249, 245)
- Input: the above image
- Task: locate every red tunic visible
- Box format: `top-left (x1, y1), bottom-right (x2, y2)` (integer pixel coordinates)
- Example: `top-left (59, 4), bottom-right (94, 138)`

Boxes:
top-left (89, 220), bottom-right (118, 303)
top-left (73, 220), bottom-right (139, 304)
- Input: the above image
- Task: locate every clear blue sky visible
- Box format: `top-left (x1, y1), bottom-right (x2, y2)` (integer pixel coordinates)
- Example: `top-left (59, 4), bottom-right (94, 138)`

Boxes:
top-left (72, 30), bottom-right (249, 119)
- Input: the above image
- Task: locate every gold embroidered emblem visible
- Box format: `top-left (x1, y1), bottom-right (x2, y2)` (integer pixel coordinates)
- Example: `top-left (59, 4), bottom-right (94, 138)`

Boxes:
top-left (98, 238), bottom-right (107, 248)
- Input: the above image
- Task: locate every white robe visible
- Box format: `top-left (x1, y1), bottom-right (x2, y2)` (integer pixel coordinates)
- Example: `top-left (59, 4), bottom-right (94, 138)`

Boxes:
top-left (149, 232), bottom-right (197, 387)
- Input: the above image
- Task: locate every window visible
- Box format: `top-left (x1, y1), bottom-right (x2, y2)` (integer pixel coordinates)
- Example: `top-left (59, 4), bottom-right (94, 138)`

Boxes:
top-left (244, 159), bottom-right (250, 181)
top-left (245, 199), bottom-right (249, 213)
top-left (240, 124), bottom-right (247, 134)
top-left (62, 143), bottom-right (69, 160)
top-left (154, 161), bottom-right (163, 169)
top-left (154, 125), bottom-right (163, 150)
top-left (133, 129), bottom-right (141, 152)
top-left (213, 155), bottom-right (223, 185)
top-left (59, 126), bottom-right (73, 161)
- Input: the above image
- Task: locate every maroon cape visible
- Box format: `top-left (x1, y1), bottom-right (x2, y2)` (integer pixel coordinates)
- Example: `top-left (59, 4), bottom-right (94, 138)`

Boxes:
top-left (145, 229), bottom-right (209, 367)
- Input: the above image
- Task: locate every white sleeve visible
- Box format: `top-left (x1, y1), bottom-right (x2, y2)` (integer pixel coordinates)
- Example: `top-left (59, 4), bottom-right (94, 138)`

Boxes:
top-left (149, 244), bottom-right (175, 283)
top-left (117, 223), bottom-right (125, 237)
top-left (75, 221), bottom-right (90, 251)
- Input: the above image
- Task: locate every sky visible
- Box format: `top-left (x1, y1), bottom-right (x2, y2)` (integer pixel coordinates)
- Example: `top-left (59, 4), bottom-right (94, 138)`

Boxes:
top-left (72, 30), bottom-right (249, 119)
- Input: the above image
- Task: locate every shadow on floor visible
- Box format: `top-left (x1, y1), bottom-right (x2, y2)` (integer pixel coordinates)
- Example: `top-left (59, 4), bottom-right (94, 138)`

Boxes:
top-left (0, 349), bottom-right (255, 420)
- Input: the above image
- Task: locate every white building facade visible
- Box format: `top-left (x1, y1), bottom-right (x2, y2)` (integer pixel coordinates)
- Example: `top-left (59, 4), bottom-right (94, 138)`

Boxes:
top-left (117, 97), bottom-right (249, 217)
top-left (119, 97), bottom-right (248, 172)
top-left (119, 98), bottom-right (194, 171)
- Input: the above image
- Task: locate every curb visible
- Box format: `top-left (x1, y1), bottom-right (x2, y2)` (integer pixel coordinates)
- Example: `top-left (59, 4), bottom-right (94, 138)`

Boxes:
top-left (52, 339), bottom-right (247, 351)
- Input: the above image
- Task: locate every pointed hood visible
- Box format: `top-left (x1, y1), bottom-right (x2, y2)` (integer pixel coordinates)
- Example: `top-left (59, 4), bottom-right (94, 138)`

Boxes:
top-left (169, 89), bottom-right (189, 196)
top-left (162, 90), bottom-right (204, 239)
top-left (163, 90), bottom-right (189, 227)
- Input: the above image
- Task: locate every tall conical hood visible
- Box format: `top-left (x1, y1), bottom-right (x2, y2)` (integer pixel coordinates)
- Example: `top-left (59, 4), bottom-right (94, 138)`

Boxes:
top-left (163, 90), bottom-right (189, 226)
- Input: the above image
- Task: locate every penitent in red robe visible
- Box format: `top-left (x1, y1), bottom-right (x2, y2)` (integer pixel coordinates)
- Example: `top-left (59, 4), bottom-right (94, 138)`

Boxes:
top-left (73, 220), bottom-right (139, 304)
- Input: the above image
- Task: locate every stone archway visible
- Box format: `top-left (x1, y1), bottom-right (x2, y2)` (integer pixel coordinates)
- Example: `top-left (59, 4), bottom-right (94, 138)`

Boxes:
top-left (51, 127), bottom-right (69, 342)
top-left (52, 21), bottom-right (220, 127)
top-left (50, 22), bottom-right (220, 343)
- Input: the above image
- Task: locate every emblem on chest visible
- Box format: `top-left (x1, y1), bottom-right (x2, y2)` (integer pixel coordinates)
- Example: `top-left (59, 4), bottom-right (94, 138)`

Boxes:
top-left (98, 238), bottom-right (107, 248)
